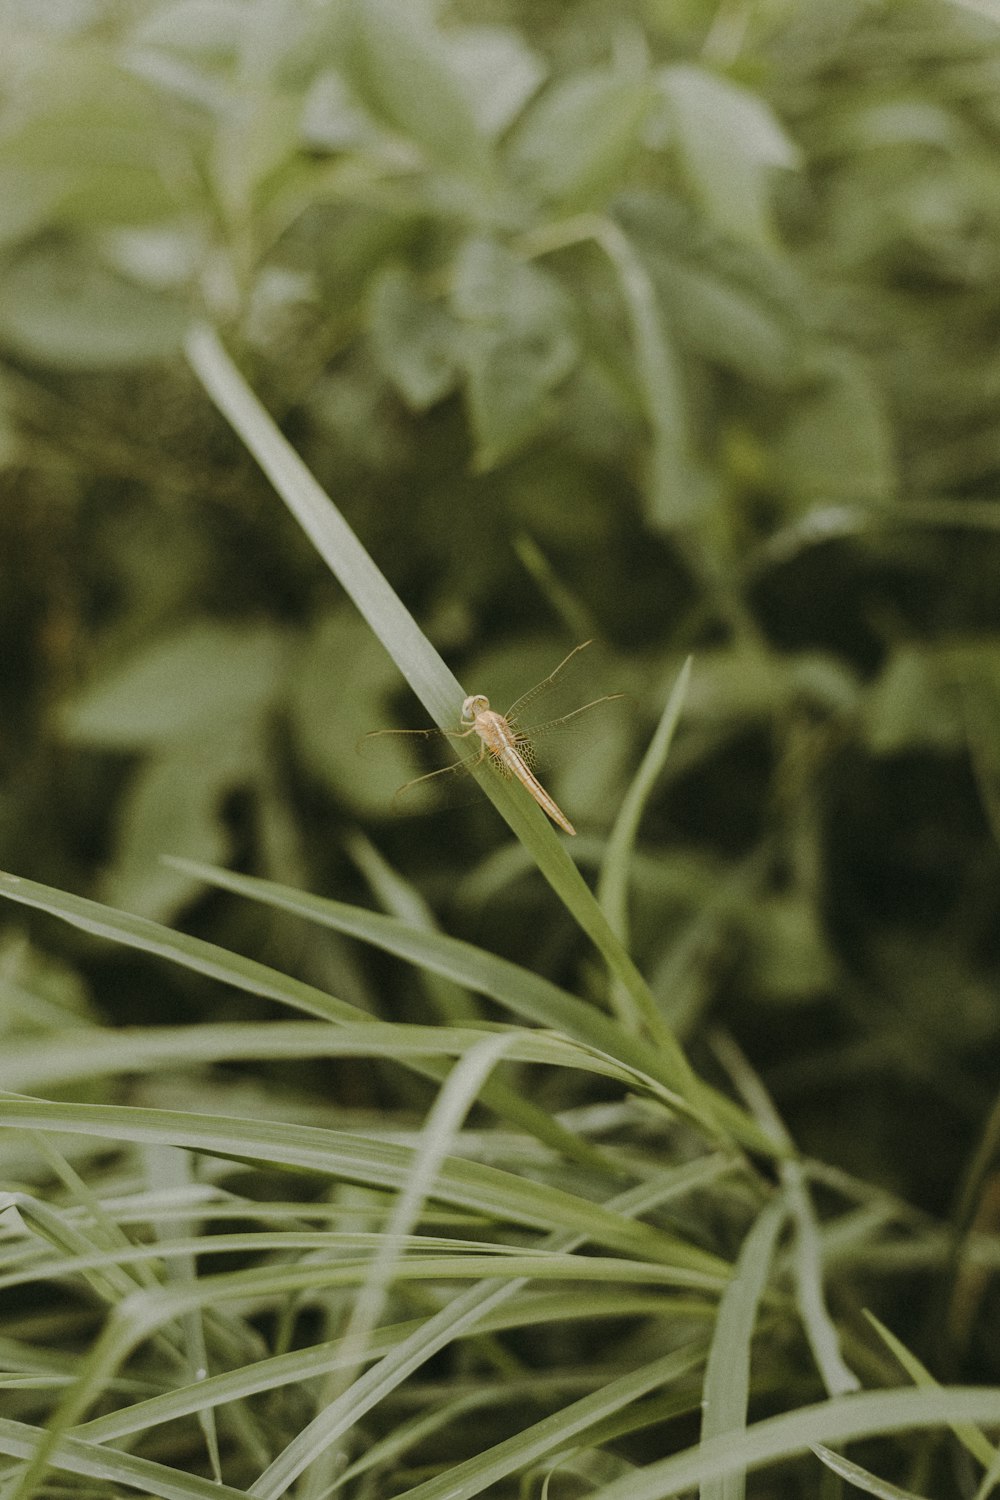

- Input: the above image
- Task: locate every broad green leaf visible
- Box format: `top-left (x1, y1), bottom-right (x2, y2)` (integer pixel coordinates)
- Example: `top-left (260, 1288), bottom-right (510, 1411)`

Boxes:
top-left (452, 237), bottom-right (578, 467)
top-left (0, 166), bottom-right (78, 250)
top-left (509, 69), bottom-right (654, 207)
top-left (210, 92), bottom-right (304, 220)
top-left (289, 609), bottom-right (429, 815)
top-left (682, 648), bottom-right (790, 724)
top-left (815, 148), bottom-right (981, 282)
top-left (0, 47), bottom-right (175, 233)
top-left (523, 212), bottom-right (701, 528)
top-left (102, 224), bottom-right (204, 291)
top-left (613, 190), bottom-right (803, 389)
top-left (780, 349), bottom-right (897, 505)
top-left (348, 0), bottom-right (489, 173)
top-left (61, 621), bottom-right (288, 748)
top-left (821, 98), bottom-right (962, 154)
top-left (571, 214), bottom-right (704, 527)
top-left (745, 891), bottom-right (836, 1002)
top-left (123, 0), bottom-right (254, 113)
top-left (653, 258), bottom-right (799, 389)
top-left (128, 0), bottom-right (323, 96)
top-left (658, 65), bottom-right (799, 249)
top-left (0, 0), bottom-right (97, 36)
top-left (441, 25), bottom-right (545, 138)
top-left (0, 241), bottom-right (187, 369)
top-left (301, 69), bottom-right (386, 152)
top-left (98, 749), bottom-right (240, 921)
top-left (863, 647), bottom-right (962, 754)
top-left (370, 265), bottom-right (458, 410)
top-left (129, 0), bottom-right (249, 61)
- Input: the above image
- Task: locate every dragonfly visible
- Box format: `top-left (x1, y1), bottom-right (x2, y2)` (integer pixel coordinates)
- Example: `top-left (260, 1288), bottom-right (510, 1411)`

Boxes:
top-left (370, 641), bottom-right (624, 835)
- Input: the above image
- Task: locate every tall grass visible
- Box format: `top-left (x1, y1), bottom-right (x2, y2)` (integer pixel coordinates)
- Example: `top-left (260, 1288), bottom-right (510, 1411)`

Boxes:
top-left (0, 332), bottom-right (998, 1500)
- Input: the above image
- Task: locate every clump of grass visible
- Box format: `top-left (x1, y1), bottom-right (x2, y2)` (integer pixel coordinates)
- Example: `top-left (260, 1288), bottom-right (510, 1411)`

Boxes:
top-left (0, 330), bottom-right (997, 1500)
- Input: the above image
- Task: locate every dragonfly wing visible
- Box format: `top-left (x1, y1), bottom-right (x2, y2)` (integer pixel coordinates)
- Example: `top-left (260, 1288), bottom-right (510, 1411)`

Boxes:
top-left (394, 754), bottom-right (480, 807)
top-left (516, 693), bottom-right (626, 745)
top-left (366, 727), bottom-right (489, 813)
top-left (503, 640), bottom-right (595, 725)
top-left (363, 726), bottom-right (469, 749)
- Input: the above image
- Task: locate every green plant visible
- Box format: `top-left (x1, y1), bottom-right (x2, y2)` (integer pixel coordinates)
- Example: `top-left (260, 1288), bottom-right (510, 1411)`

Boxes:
top-left (4, 1), bottom-right (1000, 1496)
top-left (0, 329), bottom-right (997, 1499)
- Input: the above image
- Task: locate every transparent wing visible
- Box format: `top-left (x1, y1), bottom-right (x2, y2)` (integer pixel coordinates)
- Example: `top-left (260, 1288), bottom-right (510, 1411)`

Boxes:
top-left (363, 725), bottom-right (491, 813)
top-left (503, 640), bottom-right (596, 726)
top-left (363, 725), bottom-right (467, 751)
top-left (518, 693), bottom-right (626, 743)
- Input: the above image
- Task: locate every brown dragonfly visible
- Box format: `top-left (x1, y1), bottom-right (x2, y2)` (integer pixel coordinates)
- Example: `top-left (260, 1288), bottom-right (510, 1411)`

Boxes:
top-left (369, 641), bottom-right (624, 835)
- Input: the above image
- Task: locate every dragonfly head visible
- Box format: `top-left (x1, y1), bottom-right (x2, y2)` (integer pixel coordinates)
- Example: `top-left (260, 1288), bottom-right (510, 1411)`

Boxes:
top-left (461, 693), bottom-right (489, 723)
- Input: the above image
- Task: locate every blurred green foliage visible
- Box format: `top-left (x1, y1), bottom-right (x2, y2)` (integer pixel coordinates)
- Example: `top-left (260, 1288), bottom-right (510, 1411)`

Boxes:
top-left (4, 0), bottom-right (1000, 1393)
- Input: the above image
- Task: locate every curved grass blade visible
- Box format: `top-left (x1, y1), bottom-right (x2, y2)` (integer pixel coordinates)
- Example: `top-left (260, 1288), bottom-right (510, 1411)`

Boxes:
top-left (183, 324), bottom-right (729, 1131)
top-left (163, 856), bottom-right (780, 1155)
top-left (583, 1388), bottom-right (1000, 1500)
top-left (0, 868), bottom-right (615, 1173)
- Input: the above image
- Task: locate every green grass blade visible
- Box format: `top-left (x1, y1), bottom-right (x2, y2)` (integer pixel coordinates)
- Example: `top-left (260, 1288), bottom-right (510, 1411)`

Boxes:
top-left (598, 654), bottom-right (692, 952)
top-left (0, 869), bottom-right (615, 1170)
top-left (712, 1031), bottom-right (858, 1393)
top-left (700, 1199), bottom-right (787, 1500)
top-left (973, 1447), bottom-right (1000, 1500)
top-left (520, 214), bottom-right (699, 530)
top-left (73, 1288), bottom-right (708, 1447)
top-left (140, 1146), bottom-right (223, 1482)
top-left (345, 830), bottom-right (474, 1025)
top-left (0, 1020), bottom-right (663, 1096)
top-left (584, 1389), bottom-right (1000, 1500)
top-left (786, 1154), bottom-right (860, 1396)
top-left (164, 856), bottom-right (779, 1153)
top-left (811, 1443), bottom-right (932, 1499)
top-left (391, 1345), bottom-right (706, 1500)
top-left (245, 1175), bottom-right (714, 1499)
top-left (183, 323), bottom-right (718, 1122)
top-left (0, 1417), bottom-right (249, 1500)
top-left (326, 1035), bottom-right (521, 1365)
top-left (0, 867), bottom-right (360, 1024)
top-left (296, 1032), bottom-right (523, 1494)
top-left (164, 859), bottom-right (685, 1081)
top-left (864, 1309), bottom-right (998, 1469)
top-left (0, 1097), bottom-right (727, 1271)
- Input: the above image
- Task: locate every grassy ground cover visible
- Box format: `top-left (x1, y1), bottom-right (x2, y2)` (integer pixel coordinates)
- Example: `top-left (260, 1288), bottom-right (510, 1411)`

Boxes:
top-left (3, 1), bottom-right (1000, 1495)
